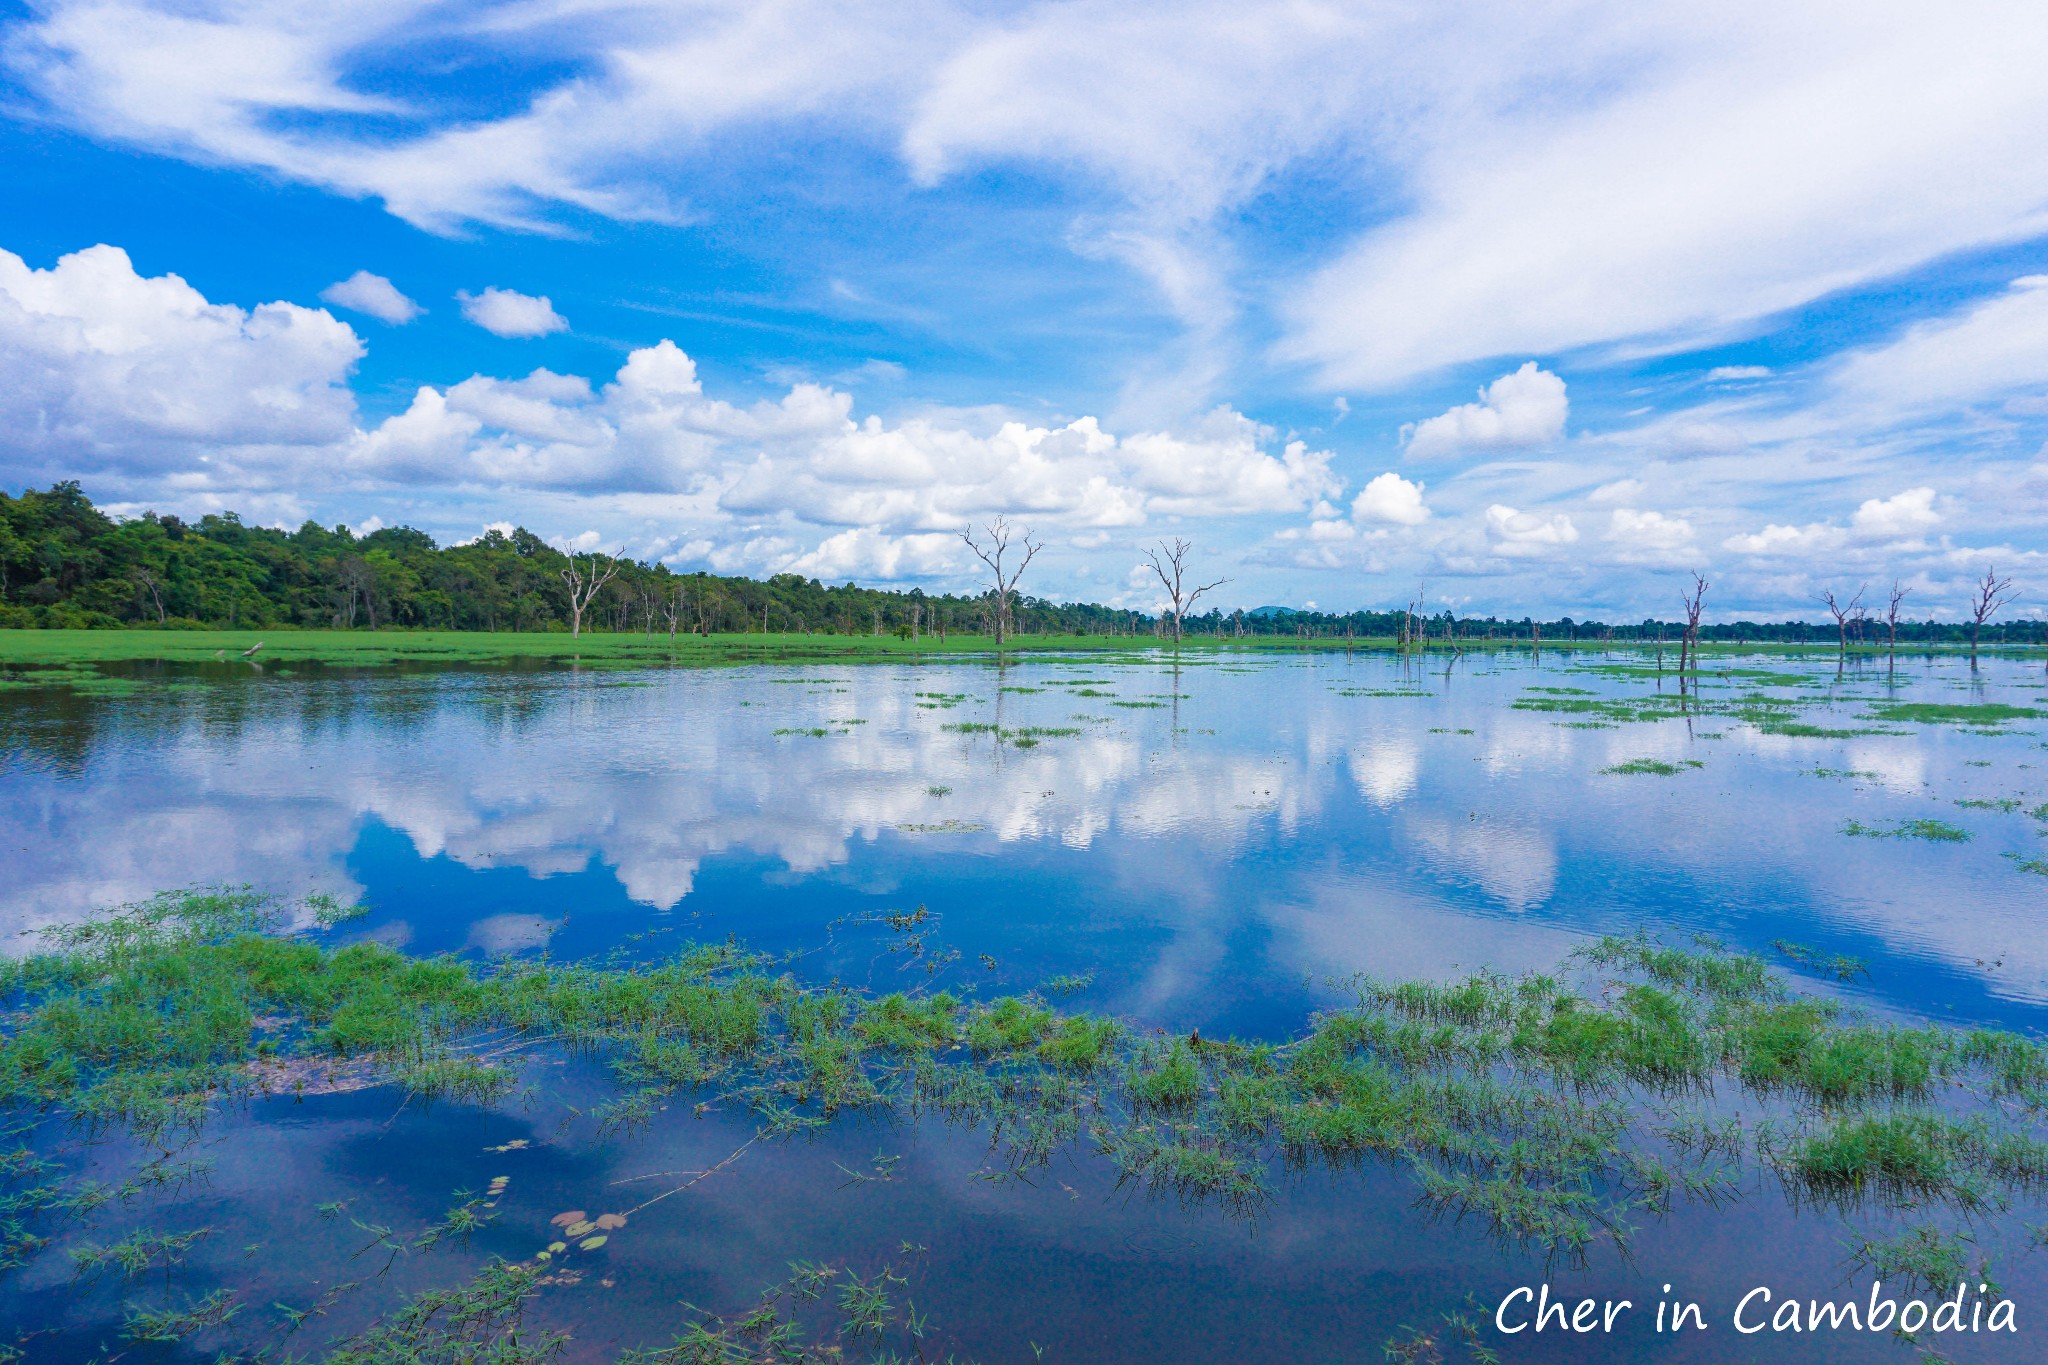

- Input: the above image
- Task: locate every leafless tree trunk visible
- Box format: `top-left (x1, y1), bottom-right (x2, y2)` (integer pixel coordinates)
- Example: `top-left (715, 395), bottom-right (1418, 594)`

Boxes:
top-left (560, 553), bottom-right (620, 638)
top-left (662, 581), bottom-right (686, 644)
top-left (1969, 565), bottom-right (2016, 667)
top-left (1882, 578), bottom-right (1909, 670)
top-left (1819, 583), bottom-right (1865, 663)
top-left (1143, 539), bottom-right (1227, 648)
top-left (134, 570), bottom-right (167, 624)
top-left (1678, 572), bottom-right (1708, 683)
top-left (960, 516), bottom-right (1041, 647)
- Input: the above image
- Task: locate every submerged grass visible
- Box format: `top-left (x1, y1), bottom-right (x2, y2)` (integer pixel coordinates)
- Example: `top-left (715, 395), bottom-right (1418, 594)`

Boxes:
top-left (7, 894), bottom-right (2048, 1354)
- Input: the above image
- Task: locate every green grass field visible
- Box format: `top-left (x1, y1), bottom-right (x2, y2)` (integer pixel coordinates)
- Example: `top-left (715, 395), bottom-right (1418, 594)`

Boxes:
top-left (0, 627), bottom-right (2034, 673)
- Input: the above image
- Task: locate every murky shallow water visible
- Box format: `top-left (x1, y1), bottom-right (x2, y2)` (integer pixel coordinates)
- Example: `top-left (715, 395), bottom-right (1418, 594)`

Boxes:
top-left (4, 646), bottom-right (2047, 1361)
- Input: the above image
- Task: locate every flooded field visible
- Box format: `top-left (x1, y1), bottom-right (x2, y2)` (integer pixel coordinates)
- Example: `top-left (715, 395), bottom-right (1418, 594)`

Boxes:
top-left (3, 644), bottom-right (2047, 1362)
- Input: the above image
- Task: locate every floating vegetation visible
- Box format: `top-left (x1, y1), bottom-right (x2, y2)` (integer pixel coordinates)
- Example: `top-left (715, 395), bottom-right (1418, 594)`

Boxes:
top-left (1956, 797), bottom-right (2025, 812)
top-left (2004, 853), bottom-right (2048, 877)
top-left (1599, 758), bottom-right (1703, 776)
top-left (1110, 700), bottom-right (1168, 709)
top-left (1752, 719), bottom-right (1892, 739)
top-left (1810, 767), bottom-right (1882, 781)
top-left (1842, 818), bottom-right (1973, 843)
top-left (10, 893), bottom-right (2048, 1307)
top-left (924, 785), bottom-right (952, 797)
top-left (1869, 703), bottom-right (2042, 725)
top-left (895, 820), bottom-right (985, 835)
top-left (1333, 688), bottom-right (1431, 698)
top-left (772, 727), bottom-right (844, 738)
top-left (1770, 940), bottom-right (1869, 981)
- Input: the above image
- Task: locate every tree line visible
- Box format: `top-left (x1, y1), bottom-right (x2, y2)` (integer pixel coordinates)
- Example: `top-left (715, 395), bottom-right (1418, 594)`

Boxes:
top-left (1, 482), bottom-right (2039, 645)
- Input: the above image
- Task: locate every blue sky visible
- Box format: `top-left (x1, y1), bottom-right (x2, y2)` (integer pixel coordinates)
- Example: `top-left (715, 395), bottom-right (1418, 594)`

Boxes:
top-left (2, 0), bottom-right (2046, 620)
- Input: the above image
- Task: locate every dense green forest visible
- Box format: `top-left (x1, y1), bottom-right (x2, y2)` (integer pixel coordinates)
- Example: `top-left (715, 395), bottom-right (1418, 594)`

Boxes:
top-left (1, 482), bottom-right (2038, 644)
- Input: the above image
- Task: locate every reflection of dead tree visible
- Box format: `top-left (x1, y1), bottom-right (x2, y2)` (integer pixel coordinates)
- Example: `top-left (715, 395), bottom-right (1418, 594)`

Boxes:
top-left (1143, 538), bottom-right (1227, 648)
top-left (1677, 572), bottom-right (1707, 684)
top-left (1819, 583), bottom-right (1865, 663)
top-left (960, 516), bottom-right (1040, 646)
top-left (559, 553), bottom-right (620, 639)
top-left (1968, 565), bottom-right (2016, 667)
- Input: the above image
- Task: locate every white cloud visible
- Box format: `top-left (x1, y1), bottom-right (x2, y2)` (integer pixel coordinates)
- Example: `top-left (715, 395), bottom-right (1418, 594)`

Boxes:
top-left (0, 244), bottom-right (1353, 587)
top-left (14, 2), bottom-right (2048, 397)
top-left (1706, 364), bottom-right (1771, 381)
top-left (1587, 477), bottom-right (1646, 504)
top-left (319, 270), bottom-right (420, 324)
top-left (1351, 471), bottom-right (1429, 525)
top-left (1851, 486), bottom-right (1940, 536)
top-left (1606, 507), bottom-right (1694, 552)
top-left (457, 287), bottom-right (569, 339)
top-left (1484, 504), bottom-right (1578, 554)
top-left (0, 243), bottom-right (361, 483)
top-left (1722, 521), bottom-right (1846, 557)
top-left (1828, 275), bottom-right (2048, 414)
top-left (1281, 7), bottom-right (2048, 386)
top-left (785, 528), bottom-right (960, 580)
top-left (1405, 363), bottom-right (1567, 461)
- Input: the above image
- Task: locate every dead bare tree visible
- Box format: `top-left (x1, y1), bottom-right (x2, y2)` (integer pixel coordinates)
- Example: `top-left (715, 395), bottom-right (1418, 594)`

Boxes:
top-left (661, 580), bottom-right (688, 645)
top-left (1885, 579), bottom-right (1909, 654)
top-left (559, 552), bottom-right (620, 639)
top-left (133, 570), bottom-right (167, 624)
top-left (959, 516), bottom-right (1041, 646)
top-left (1678, 572), bottom-right (1708, 681)
top-left (1143, 539), bottom-right (1228, 647)
top-left (1819, 583), bottom-right (1865, 661)
top-left (1968, 565), bottom-right (2017, 666)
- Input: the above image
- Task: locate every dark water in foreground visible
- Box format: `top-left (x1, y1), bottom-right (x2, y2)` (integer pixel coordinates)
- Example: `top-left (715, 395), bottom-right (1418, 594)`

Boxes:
top-left (4, 646), bottom-right (2047, 1361)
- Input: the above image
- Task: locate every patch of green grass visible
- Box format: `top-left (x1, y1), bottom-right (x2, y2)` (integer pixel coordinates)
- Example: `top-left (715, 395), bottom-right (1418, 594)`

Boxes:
top-left (1842, 818), bottom-right (1972, 843)
top-left (13, 889), bottom-right (2048, 1346)
top-left (1869, 702), bottom-right (2041, 725)
top-left (1600, 758), bottom-right (1703, 776)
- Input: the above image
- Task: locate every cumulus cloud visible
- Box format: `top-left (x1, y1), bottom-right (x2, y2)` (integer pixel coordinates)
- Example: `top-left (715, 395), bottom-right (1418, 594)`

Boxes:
top-left (1351, 471), bottom-right (1429, 526)
top-left (1722, 521), bottom-right (1846, 557)
top-left (1606, 507), bottom-right (1694, 552)
top-left (319, 271), bottom-right (421, 324)
top-left (0, 243), bottom-right (1352, 587)
top-left (1484, 504), bottom-right (1578, 554)
top-left (1851, 487), bottom-right (1940, 536)
top-left (1724, 487), bottom-right (1942, 558)
top-left (0, 243), bottom-right (361, 484)
top-left (1405, 363), bottom-right (1567, 461)
top-left (457, 287), bottom-right (568, 338)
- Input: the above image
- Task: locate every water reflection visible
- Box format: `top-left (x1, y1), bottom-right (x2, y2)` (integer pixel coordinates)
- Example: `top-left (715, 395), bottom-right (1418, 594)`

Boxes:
top-left (4, 651), bottom-right (2047, 1027)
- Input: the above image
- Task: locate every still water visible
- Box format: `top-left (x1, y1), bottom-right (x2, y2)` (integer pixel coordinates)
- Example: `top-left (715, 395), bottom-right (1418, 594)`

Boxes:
top-left (3, 646), bottom-right (2046, 1361)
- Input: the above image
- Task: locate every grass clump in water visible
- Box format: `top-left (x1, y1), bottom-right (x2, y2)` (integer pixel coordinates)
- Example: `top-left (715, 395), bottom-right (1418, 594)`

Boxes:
top-left (1600, 758), bottom-right (1703, 776)
top-left (1842, 818), bottom-right (1971, 842)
